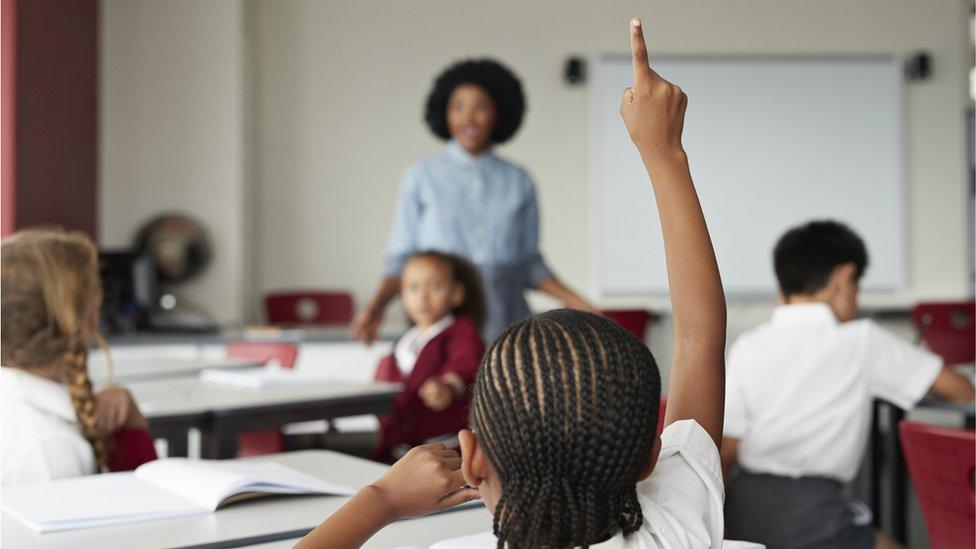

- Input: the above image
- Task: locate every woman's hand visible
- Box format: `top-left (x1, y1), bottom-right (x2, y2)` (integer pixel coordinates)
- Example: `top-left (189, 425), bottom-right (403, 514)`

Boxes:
top-left (348, 304), bottom-right (384, 345)
top-left (419, 378), bottom-right (456, 411)
top-left (95, 386), bottom-right (148, 435)
top-left (619, 18), bottom-right (687, 163)
top-left (369, 443), bottom-right (480, 519)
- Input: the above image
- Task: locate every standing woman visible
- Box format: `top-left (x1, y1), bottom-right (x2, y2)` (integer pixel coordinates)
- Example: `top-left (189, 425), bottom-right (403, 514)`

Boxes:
top-left (350, 59), bottom-right (595, 343)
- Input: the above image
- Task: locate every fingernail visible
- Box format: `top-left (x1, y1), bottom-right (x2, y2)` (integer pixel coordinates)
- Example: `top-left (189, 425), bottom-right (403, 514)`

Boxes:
top-left (631, 17), bottom-right (640, 27)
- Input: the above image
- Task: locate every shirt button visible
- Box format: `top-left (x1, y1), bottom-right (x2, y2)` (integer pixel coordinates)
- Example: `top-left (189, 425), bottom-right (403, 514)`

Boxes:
top-left (472, 252), bottom-right (485, 264)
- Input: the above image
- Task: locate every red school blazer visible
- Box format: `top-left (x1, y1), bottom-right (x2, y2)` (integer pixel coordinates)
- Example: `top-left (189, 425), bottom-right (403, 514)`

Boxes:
top-left (372, 315), bottom-right (485, 462)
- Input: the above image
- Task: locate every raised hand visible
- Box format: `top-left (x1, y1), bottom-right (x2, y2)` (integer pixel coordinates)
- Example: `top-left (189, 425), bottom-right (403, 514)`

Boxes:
top-left (619, 18), bottom-right (687, 162)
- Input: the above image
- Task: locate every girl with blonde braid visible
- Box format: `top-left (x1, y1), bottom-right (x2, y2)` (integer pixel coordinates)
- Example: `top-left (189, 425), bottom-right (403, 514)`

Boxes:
top-left (1, 229), bottom-right (153, 485)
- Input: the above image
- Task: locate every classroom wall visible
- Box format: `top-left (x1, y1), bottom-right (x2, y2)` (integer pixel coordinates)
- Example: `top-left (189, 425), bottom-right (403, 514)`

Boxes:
top-left (249, 0), bottom-right (974, 326)
top-left (99, 0), bottom-right (247, 324)
top-left (99, 0), bottom-right (974, 328)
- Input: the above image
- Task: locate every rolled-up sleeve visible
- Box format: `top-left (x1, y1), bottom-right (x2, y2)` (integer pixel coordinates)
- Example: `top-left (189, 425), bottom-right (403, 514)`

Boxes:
top-left (520, 171), bottom-right (553, 287)
top-left (382, 168), bottom-right (422, 277)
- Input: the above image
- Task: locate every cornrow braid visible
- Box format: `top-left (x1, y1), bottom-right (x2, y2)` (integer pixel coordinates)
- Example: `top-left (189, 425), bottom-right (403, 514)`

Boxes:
top-left (64, 345), bottom-right (108, 469)
top-left (470, 309), bottom-right (661, 548)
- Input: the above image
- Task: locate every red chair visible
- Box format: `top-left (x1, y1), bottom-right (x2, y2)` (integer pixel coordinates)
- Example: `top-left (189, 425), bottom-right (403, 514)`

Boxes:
top-left (603, 309), bottom-right (652, 341)
top-left (264, 291), bottom-right (354, 326)
top-left (226, 342), bottom-right (299, 457)
top-left (912, 301), bottom-right (975, 364)
top-left (899, 421), bottom-right (975, 549)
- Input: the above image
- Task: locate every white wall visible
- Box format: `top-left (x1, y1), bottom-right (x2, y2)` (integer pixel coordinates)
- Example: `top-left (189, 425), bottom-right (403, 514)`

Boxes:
top-left (99, 0), bottom-right (246, 325)
top-left (100, 0), bottom-right (974, 328)
top-left (249, 0), bottom-right (974, 326)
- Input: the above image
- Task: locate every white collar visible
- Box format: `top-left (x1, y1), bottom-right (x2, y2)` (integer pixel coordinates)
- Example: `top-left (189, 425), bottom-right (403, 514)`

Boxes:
top-left (771, 302), bottom-right (838, 326)
top-left (400, 315), bottom-right (456, 349)
top-left (1, 366), bottom-right (78, 422)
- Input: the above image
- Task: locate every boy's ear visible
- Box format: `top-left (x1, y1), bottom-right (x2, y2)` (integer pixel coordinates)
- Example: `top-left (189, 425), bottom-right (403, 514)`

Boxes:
top-left (459, 428), bottom-right (487, 487)
top-left (829, 263), bottom-right (857, 290)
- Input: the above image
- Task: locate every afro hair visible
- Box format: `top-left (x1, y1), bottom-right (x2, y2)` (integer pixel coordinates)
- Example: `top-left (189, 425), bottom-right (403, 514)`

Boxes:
top-left (424, 59), bottom-right (525, 144)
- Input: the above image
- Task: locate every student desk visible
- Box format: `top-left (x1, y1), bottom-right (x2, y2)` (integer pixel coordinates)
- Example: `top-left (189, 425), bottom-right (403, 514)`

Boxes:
top-left (91, 357), bottom-right (263, 384)
top-left (1, 450), bottom-right (487, 549)
top-left (130, 377), bottom-right (401, 458)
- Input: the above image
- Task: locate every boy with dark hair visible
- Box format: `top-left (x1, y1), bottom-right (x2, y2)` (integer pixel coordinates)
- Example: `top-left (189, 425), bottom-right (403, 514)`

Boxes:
top-left (721, 220), bottom-right (974, 548)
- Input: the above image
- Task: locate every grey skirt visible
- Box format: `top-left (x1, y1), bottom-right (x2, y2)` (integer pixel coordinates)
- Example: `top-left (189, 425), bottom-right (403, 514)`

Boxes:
top-left (724, 471), bottom-right (873, 549)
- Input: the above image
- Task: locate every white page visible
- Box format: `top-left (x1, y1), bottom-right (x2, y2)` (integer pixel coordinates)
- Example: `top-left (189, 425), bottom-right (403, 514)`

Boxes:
top-left (0, 473), bottom-right (206, 533)
top-left (136, 458), bottom-right (355, 510)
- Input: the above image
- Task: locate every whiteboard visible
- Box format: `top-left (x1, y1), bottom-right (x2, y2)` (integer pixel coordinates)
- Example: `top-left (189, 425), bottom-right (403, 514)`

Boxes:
top-left (589, 56), bottom-right (905, 296)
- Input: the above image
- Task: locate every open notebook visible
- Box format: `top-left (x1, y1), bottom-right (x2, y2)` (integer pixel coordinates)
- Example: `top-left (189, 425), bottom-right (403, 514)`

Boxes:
top-left (1, 458), bottom-right (355, 533)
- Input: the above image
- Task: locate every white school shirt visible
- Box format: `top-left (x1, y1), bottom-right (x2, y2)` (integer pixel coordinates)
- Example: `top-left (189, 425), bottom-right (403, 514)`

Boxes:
top-left (0, 366), bottom-right (97, 485)
top-left (394, 315), bottom-right (455, 375)
top-left (425, 420), bottom-right (728, 549)
top-left (723, 303), bottom-right (942, 483)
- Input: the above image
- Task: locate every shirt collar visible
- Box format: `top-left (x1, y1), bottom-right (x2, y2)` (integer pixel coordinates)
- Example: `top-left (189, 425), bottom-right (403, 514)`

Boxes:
top-left (771, 302), bottom-right (839, 326)
top-left (1, 366), bottom-right (79, 422)
top-left (398, 314), bottom-right (456, 352)
top-left (445, 140), bottom-right (496, 169)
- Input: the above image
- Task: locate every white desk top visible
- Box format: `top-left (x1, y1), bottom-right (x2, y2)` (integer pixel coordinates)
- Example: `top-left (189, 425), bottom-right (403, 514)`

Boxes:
top-left (129, 377), bottom-right (401, 418)
top-left (91, 357), bottom-right (262, 384)
top-left (1, 450), bottom-right (488, 549)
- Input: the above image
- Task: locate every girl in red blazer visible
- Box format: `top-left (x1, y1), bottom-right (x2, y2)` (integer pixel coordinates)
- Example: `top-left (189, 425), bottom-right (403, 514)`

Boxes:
top-left (372, 251), bottom-right (486, 463)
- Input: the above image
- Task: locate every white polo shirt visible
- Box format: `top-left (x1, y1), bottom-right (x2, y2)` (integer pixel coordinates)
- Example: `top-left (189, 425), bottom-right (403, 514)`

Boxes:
top-left (724, 303), bottom-right (942, 482)
top-left (426, 420), bottom-right (731, 549)
top-left (1, 366), bottom-right (97, 485)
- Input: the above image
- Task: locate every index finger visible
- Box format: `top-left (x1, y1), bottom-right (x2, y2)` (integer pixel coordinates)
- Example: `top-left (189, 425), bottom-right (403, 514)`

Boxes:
top-left (630, 17), bottom-right (653, 88)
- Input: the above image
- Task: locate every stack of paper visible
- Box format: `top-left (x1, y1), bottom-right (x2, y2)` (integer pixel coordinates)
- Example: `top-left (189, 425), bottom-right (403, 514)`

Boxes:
top-left (200, 366), bottom-right (331, 389)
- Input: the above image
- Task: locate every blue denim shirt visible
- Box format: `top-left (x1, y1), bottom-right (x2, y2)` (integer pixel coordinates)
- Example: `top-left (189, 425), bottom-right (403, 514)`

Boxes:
top-left (383, 141), bottom-right (553, 340)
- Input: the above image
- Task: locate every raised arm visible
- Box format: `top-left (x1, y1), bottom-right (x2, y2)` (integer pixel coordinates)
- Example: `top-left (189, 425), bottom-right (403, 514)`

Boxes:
top-left (620, 18), bottom-right (726, 448)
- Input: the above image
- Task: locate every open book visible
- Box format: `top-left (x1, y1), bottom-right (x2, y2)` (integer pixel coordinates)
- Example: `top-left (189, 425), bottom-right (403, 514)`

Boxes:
top-left (1, 458), bottom-right (355, 533)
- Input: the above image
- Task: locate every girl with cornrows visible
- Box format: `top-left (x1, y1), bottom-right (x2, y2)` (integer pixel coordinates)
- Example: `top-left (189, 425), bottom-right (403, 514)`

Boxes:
top-left (299, 17), bottom-right (729, 548)
top-left (1, 229), bottom-right (152, 485)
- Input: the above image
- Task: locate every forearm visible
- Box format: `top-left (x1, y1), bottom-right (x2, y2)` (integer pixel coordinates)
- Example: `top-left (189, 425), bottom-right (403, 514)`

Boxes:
top-left (295, 486), bottom-right (397, 549)
top-left (537, 276), bottom-right (593, 310)
top-left (930, 366), bottom-right (976, 404)
top-left (643, 151), bottom-right (726, 351)
top-left (368, 277), bottom-right (401, 310)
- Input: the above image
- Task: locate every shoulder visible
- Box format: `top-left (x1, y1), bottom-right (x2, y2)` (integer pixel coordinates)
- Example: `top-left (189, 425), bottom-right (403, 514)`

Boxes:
top-left (400, 151), bottom-right (449, 186)
top-left (635, 419), bottom-right (725, 547)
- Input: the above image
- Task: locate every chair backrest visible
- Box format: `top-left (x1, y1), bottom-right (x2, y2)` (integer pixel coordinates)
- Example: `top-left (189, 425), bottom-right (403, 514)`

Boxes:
top-left (226, 342), bottom-right (298, 369)
top-left (899, 420), bottom-right (976, 549)
top-left (264, 291), bottom-right (354, 326)
top-left (603, 309), bottom-right (651, 341)
top-left (912, 301), bottom-right (976, 364)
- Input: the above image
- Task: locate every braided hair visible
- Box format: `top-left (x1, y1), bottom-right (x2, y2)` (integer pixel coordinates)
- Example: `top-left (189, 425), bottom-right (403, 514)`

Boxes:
top-left (1, 229), bottom-right (108, 469)
top-left (469, 309), bottom-right (660, 548)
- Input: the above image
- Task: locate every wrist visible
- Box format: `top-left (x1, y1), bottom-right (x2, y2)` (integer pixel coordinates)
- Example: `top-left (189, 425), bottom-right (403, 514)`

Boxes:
top-left (359, 484), bottom-right (403, 523)
top-left (641, 145), bottom-right (687, 168)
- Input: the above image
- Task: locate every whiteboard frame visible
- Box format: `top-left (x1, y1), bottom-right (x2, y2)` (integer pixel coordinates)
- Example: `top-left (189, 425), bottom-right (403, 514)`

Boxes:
top-left (587, 53), bottom-right (907, 299)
